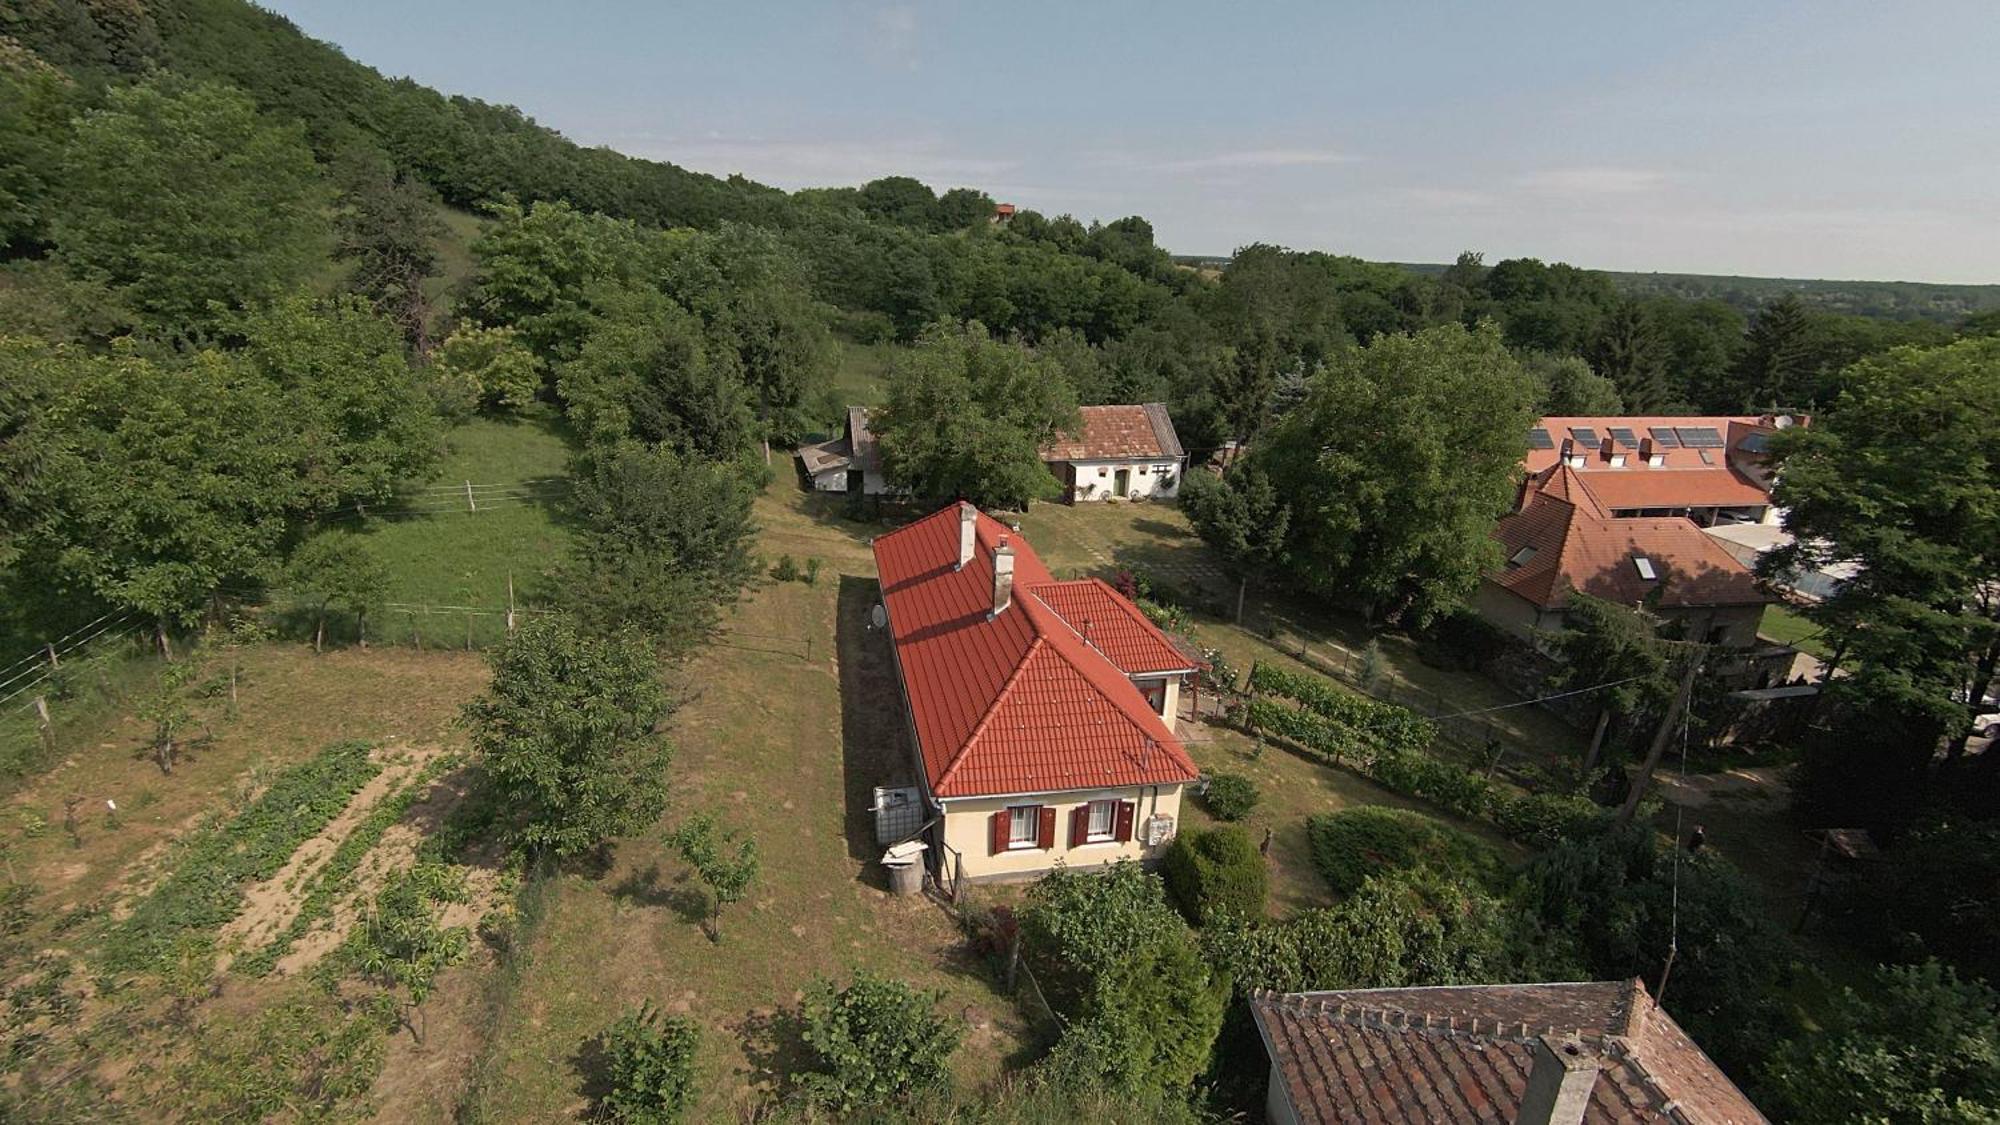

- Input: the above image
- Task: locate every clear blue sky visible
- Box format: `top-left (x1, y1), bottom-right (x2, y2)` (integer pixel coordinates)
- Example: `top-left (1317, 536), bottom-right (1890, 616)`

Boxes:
top-left (264, 1), bottom-right (1999, 283)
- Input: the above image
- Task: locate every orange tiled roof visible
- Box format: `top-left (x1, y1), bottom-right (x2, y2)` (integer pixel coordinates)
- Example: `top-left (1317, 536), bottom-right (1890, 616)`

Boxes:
top-left (1527, 415), bottom-right (1781, 513)
top-left (1042, 404), bottom-right (1185, 462)
top-left (1026, 579), bottom-right (1195, 675)
top-left (1491, 467), bottom-right (1769, 611)
top-left (1251, 979), bottom-right (1767, 1123)
top-left (872, 504), bottom-right (1199, 799)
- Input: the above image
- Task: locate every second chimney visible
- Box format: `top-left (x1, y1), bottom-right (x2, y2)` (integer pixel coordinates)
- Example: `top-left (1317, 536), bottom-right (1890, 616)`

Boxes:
top-left (991, 536), bottom-right (1016, 617)
top-left (1514, 1036), bottom-right (1599, 1125)
top-left (957, 502), bottom-right (977, 570)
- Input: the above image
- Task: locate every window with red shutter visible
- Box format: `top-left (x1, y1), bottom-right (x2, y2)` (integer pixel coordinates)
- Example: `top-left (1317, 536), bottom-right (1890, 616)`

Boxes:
top-left (990, 811), bottom-right (1008, 856)
top-left (1037, 806), bottom-right (1057, 849)
top-left (1114, 800), bottom-right (1136, 843)
top-left (1069, 805), bottom-right (1090, 848)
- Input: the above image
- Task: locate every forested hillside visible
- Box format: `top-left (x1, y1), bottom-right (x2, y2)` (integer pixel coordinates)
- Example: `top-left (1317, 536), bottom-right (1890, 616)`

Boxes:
top-left (2, 2), bottom-right (1998, 1122)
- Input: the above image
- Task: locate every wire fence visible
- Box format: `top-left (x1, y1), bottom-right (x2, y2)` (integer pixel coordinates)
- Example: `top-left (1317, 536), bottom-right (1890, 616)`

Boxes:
top-left (317, 478), bottom-right (572, 521)
top-left (0, 609), bottom-right (146, 715)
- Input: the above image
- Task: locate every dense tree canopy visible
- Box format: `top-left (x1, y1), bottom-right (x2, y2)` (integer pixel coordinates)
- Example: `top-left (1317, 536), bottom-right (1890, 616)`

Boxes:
top-left (872, 322), bottom-right (1079, 508)
top-left (54, 78), bottom-right (327, 334)
top-left (1251, 321), bottom-right (1539, 625)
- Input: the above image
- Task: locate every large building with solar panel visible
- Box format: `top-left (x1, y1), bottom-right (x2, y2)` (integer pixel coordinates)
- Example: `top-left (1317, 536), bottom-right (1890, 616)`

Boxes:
top-left (1476, 414), bottom-right (1805, 661)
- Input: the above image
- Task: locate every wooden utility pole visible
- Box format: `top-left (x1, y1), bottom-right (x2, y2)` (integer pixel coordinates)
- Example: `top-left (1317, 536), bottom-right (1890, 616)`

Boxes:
top-left (1618, 652), bottom-right (1701, 825)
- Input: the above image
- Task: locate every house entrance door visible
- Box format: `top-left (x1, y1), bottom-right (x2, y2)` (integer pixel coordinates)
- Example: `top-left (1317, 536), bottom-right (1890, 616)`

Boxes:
top-left (1114, 468), bottom-right (1131, 496)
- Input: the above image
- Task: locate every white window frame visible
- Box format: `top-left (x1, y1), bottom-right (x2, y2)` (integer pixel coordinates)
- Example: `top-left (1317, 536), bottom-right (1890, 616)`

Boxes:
top-left (1007, 804), bottom-right (1042, 849)
top-left (1084, 799), bottom-right (1118, 843)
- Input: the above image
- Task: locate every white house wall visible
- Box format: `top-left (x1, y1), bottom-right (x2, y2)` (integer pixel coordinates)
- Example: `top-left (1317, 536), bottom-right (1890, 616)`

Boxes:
top-left (1062, 459), bottom-right (1183, 502)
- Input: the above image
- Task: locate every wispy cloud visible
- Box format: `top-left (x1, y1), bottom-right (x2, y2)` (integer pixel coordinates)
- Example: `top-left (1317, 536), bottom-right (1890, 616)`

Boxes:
top-left (869, 4), bottom-right (921, 69)
top-left (1153, 148), bottom-right (1357, 173)
top-left (1514, 166), bottom-right (1670, 195)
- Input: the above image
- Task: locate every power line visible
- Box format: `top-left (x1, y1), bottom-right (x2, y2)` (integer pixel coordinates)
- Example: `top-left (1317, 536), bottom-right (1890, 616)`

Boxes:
top-left (1426, 673), bottom-right (1658, 721)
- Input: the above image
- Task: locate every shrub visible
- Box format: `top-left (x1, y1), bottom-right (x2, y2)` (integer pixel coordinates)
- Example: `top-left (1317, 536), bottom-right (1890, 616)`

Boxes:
top-left (799, 971), bottom-right (961, 1114)
top-left (770, 554), bottom-right (800, 582)
top-left (1305, 807), bottom-right (1505, 897)
top-left (1200, 772), bottom-right (1259, 821)
top-left (1021, 863), bottom-right (1227, 1095)
top-left (598, 1001), bottom-right (699, 1124)
top-left (1162, 826), bottom-right (1268, 927)
top-left (1490, 790), bottom-right (1606, 849)
top-left (803, 556), bottom-right (822, 586)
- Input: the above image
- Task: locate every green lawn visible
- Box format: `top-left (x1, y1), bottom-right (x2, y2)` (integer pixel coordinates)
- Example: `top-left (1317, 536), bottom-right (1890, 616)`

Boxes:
top-left (828, 338), bottom-right (904, 410)
top-left (1759, 603), bottom-right (1831, 658)
top-left (301, 411), bottom-right (578, 646)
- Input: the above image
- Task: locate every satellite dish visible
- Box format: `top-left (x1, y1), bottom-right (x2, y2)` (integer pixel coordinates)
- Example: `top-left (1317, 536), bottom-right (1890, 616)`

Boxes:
top-left (869, 604), bottom-right (887, 629)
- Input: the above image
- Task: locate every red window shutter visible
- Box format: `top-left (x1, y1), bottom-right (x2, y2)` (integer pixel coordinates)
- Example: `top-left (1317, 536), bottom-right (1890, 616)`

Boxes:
top-left (990, 810), bottom-right (1008, 855)
top-left (1115, 800), bottom-right (1136, 843)
top-left (1070, 804), bottom-right (1090, 848)
top-left (1037, 806), bottom-right (1056, 850)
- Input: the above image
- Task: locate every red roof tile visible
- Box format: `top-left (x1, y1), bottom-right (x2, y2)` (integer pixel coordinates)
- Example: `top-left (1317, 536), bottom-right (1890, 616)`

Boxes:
top-left (1025, 579), bottom-right (1194, 676)
top-left (1528, 415), bottom-right (1780, 513)
top-left (872, 504), bottom-right (1199, 799)
top-left (1042, 404), bottom-right (1185, 462)
top-left (1491, 468), bottom-right (1769, 612)
top-left (1251, 980), bottom-right (1767, 1124)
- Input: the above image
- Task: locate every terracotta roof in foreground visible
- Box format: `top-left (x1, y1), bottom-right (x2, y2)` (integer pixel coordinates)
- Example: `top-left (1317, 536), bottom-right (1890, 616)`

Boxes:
top-left (1250, 980), bottom-right (1767, 1124)
top-left (872, 503), bottom-right (1199, 799)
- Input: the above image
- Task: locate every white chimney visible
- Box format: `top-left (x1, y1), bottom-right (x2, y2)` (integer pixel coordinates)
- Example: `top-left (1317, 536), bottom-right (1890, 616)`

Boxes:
top-left (990, 536), bottom-right (1016, 617)
top-left (1515, 1036), bottom-right (1599, 1125)
top-left (957, 502), bottom-right (977, 570)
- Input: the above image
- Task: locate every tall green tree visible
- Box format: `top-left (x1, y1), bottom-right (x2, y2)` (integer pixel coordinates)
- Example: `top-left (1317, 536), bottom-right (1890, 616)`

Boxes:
top-left (462, 615), bottom-right (673, 858)
top-left (872, 321), bottom-right (1079, 508)
top-left (560, 287), bottom-right (756, 460)
top-left (1179, 464), bottom-right (1291, 623)
top-left (1588, 298), bottom-right (1671, 412)
top-left (1551, 595), bottom-right (1671, 772)
top-left (1763, 337), bottom-right (2000, 823)
top-left (235, 295), bottom-right (443, 514)
top-left (1255, 321), bottom-right (1539, 626)
top-left (7, 341), bottom-right (298, 646)
top-left (1522, 351), bottom-right (1623, 416)
top-left (0, 60), bottom-right (75, 256)
top-left (287, 534), bottom-right (387, 652)
top-left (1734, 294), bottom-right (1817, 409)
top-left (558, 441), bottom-right (757, 651)
top-left (332, 147), bottom-right (446, 353)
top-left (54, 78), bottom-right (327, 334)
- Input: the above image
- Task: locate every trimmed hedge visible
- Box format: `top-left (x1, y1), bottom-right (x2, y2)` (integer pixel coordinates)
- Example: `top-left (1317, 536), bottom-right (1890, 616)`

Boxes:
top-left (1162, 826), bottom-right (1268, 927)
top-left (1244, 667), bottom-right (1605, 848)
top-left (1305, 807), bottom-right (1506, 896)
top-left (1200, 772), bottom-right (1260, 821)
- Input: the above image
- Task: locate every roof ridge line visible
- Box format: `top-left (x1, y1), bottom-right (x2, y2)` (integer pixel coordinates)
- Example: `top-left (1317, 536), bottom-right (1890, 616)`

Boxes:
top-left (934, 634), bottom-right (1045, 794)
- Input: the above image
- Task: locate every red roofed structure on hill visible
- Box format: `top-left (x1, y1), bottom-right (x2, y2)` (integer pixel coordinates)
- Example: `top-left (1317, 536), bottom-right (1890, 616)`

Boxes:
top-left (872, 502), bottom-right (1200, 883)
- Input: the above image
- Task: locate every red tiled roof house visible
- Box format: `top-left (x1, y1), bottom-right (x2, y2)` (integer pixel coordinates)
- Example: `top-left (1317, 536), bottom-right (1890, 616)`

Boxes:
top-left (872, 503), bottom-right (1200, 882)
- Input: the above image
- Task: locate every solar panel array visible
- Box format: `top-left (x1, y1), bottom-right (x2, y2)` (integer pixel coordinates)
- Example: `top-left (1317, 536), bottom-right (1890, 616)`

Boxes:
top-left (1527, 427), bottom-right (1554, 449)
top-left (1607, 426), bottom-right (1639, 448)
top-left (1676, 426), bottom-right (1725, 448)
top-left (1568, 427), bottom-right (1599, 446)
top-left (1648, 426), bottom-right (1682, 448)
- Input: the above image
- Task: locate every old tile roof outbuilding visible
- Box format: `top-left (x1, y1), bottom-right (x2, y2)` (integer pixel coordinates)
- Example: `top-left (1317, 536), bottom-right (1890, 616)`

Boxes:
top-left (1251, 979), bottom-right (1767, 1123)
top-left (1041, 403), bottom-right (1186, 462)
top-left (871, 503), bottom-right (1199, 799)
